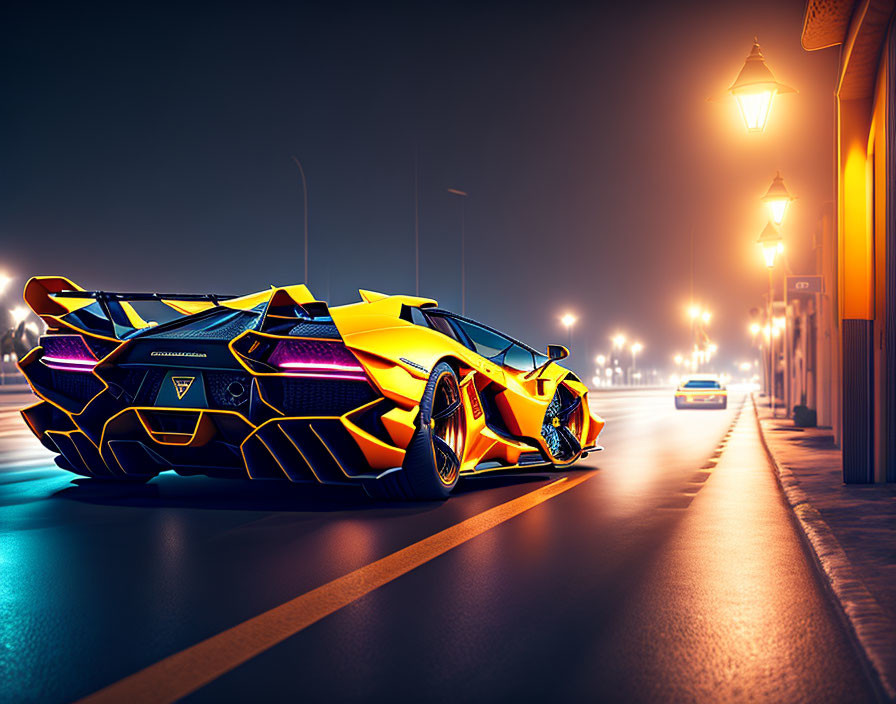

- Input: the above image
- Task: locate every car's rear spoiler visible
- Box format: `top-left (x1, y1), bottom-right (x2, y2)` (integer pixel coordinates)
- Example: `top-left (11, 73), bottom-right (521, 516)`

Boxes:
top-left (24, 276), bottom-right (326, 339)
top-left (51, 290), bottom-right (240, 315)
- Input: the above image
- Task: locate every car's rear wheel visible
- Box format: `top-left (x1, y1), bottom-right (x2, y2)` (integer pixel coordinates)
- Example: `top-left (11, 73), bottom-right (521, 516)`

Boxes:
top-left (363, 362), bottom-right (465, 500)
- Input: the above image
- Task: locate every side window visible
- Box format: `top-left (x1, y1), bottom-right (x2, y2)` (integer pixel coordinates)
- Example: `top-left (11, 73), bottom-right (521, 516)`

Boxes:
top-left (410, 307), bottom-right (430, 328)
top-left (425, 313), bottom-right (460, 342)
top-left (502, 344), bottom-right (536, 372)
top-left (449, 318), bottom-right (512, 359)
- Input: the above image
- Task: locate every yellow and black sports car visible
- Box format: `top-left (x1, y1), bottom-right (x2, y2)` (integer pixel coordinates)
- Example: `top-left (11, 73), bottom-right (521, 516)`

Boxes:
top-left (18, 277), bottom-right (604, 499)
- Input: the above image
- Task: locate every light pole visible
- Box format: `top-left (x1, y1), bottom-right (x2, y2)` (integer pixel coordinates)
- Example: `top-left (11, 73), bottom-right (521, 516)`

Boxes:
top-left (447, 188), bottom-right (468, 315)
top-left (560, 313), bottom-right (576, 349)
top-left (758, 221), bottom-right (783, 415)
top-left (630, 342), bottom-right (643, 386)
top-left (611, 334), bottom-right (626, 386)
top-left (688, 304), bottom-right (700, 350)
top-left (728, 38), bottom-right (796, 133)
top-left (0, 275), bottom-right (12, 385)
top-left (595, 354), bottom-right (607, 387)
top-left (290, 156), bottom-right (309, 286)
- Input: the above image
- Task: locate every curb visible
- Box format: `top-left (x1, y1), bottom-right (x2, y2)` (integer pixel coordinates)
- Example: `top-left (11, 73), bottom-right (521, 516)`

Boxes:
top-left (752, 394), bottom-right (895, 702)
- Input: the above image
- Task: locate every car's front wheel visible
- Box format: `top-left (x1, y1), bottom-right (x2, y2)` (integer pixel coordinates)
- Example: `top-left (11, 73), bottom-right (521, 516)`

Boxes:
top-left (541, 384), bottom-right (584, 468)
top-left (364, 362), bottom-right (466, 500)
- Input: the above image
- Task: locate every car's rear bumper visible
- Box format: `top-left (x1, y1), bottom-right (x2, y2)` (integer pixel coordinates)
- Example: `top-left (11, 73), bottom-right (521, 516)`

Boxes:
top-left (675, 394), bottom-right (727, 407)
top-left (20, 398), bottom-right (408, 484)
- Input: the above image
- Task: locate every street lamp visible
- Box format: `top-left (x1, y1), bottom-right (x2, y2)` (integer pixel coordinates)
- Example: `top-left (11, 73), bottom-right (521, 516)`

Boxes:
top-left (729, 38), bottom-right (796, 133)
top-left (701, 310), bottom-right (712, 325)
top-left (560, 312), bottom-right (576, 348)
top-left (761, 171), bottom-right (796, 226)
top-left (0, 274), bottom-right (11, 297)
top-left (595, 354), bottom-right (606, 366)
top-left (447, 188), bottom-right (469, 316)
top-left (674, 353), bottom-right (684, 366)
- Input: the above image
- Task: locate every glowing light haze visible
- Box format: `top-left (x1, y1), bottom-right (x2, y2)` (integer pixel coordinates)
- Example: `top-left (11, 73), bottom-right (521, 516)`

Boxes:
top-left (0, 0), bottom-right (837, 379)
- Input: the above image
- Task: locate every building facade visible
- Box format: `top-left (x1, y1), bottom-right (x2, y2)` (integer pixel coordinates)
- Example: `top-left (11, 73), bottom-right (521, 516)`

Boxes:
top-left (802, 0), bottom-right (895, 482)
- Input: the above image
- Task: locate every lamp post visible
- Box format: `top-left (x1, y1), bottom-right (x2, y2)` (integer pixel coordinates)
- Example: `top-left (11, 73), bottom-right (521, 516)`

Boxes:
top-left (611, 334), bottom-right (626, 386)
top-left (758, 221), bottom-right (783, 415)
top-left (688, 304), bottom-right (700, 350)
top-left (761, 171), bottom-right (796, 226)
top-left (729, 38), bottom-right (796, 133)
top-left (447, 188), bottom-right (468, 315)
top-left (560, 313), bottom-right (576, 348)
top-left (290, 156), bottom-right (309, 285)
top-left (630, 342), bottom-right (643, 386)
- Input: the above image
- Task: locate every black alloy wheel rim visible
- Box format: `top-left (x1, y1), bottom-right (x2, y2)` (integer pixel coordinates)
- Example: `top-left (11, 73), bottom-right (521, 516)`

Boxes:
top-left (430, 373), bottom-right (465, 485)
top-left (541, 385), bottom-right (583, 462)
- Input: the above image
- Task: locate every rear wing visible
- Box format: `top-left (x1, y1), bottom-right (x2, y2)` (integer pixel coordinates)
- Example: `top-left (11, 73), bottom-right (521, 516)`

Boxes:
top-left (24, 276), bottom-right (326, 339)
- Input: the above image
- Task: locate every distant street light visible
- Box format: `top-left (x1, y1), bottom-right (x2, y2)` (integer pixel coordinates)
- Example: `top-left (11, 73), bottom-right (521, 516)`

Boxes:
top-left (761, 171), bottom-right (796, 226)
top-left (728, 38), bottom-right (796, 133)
top-left (560, 312), bottom-right (576, 347)
top-left (674, 353), bottom-right (684, 366)
top-left (0, 274), bottom-right (11, 297)
top-left (447, 188), bottom-right (469, 315)
top-left (611, 333), bottom-right (626, 350)
top-left (701, 310), bottom-right (712, 325)
top-left (595, 354), bottom-right (606, 366)
top-left (10, 306), bottom-right (28, 325)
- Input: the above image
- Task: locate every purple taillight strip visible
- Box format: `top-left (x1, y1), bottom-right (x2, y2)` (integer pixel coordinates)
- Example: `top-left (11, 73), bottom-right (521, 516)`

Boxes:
top-left (281, 371), bottom-right (369, 381)
top-left (39, 335), bottom-right (99, 373)
top-left (268, 339), bottom-right (367, 380)
top-left (41, 356), bottom-right (98, 372)
top-left (278, 361), bottom-right (364, 372)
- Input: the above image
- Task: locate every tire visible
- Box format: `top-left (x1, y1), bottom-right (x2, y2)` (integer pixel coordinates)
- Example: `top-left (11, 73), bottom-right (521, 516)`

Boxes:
top-left (364, 362), bottom-right (465, 501)
top-left (720, 399), bottom-right (728, 410)
top-left (675, 398), bottom-right (682, 409)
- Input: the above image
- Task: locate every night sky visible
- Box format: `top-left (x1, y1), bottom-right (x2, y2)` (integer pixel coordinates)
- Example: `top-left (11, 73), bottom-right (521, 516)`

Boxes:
top-left (0, 1), bottom-right (837, 378)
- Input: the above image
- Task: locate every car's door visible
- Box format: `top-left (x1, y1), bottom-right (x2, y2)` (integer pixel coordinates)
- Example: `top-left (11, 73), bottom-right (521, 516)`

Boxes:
top-left (433, 313), bottom-right (554, 440)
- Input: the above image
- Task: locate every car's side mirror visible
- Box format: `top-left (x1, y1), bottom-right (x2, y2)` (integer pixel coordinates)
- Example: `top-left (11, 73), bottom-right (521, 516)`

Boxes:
top-left (547, 344), bottom-right (569, 361)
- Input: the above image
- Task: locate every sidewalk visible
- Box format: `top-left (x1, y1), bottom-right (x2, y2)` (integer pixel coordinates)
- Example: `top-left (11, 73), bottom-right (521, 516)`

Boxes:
top-left (754, 395), bottom-right (896, 701)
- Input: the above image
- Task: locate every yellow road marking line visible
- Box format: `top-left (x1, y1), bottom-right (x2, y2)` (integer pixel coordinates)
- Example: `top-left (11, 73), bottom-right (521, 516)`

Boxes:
top-left (77, 470), bottom-right (596, 704)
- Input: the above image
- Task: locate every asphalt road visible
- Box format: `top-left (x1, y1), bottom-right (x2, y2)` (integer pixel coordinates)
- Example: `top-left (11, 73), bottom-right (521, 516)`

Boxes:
top-left (0, 388), bottom-right (877, 703)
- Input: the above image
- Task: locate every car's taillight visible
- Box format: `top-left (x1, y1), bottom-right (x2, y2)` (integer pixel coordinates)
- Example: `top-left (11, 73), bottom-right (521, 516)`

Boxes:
top-left (40, 335), bottom-right (99, 373)
top-left (268, 339), bottom-right (367, 381)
